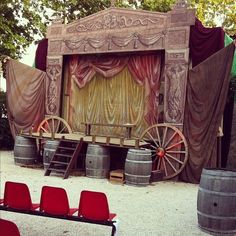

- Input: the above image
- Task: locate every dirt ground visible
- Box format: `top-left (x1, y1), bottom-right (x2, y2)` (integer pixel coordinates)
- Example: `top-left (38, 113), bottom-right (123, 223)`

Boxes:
top-left (0, 150), bottom-right (209, 236)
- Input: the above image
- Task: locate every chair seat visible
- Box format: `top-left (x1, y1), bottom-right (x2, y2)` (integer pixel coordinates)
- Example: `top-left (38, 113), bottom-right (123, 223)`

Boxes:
top-left (109, 213), bottom-right (116, 221)
top-left (0, 218), bottom-right (20, 236)
top-left (69, 208), bottom-right (78, 216)
top-left (3, 181), bottom-right (38, 211)
top-left (79, 190), bottom-right (117, 222)
top-left (40, 186), bottom-right (76, 216)
top-left (32, 203), bottom-right (40, 210)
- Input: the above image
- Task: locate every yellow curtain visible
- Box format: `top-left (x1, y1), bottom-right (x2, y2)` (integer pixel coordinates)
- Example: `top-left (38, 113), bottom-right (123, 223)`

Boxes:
top-left (67, 67), bottom-right (149, 137)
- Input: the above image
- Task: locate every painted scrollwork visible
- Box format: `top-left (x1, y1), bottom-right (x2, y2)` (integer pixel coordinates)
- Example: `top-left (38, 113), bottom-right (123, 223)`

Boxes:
top-left (165, 63), bottom-right (187, 123)
top-left (67, 14), bottom-right (164, 33)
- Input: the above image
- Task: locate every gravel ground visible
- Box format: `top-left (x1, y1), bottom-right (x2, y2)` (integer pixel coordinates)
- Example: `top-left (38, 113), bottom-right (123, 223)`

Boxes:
top-left (0, 151), bottom-right (209, 236)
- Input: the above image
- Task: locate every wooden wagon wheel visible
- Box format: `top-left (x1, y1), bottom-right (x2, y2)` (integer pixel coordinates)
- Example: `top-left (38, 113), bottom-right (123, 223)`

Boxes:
top-left (37, 116), bottom-right (72, 134)
top-left (36, 116), bottom-right (72, 152)
top-left (140, 123), bottom-right (188, 180)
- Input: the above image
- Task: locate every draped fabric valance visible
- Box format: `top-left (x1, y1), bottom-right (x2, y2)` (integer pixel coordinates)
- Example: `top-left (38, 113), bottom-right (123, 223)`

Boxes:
top-left (69, 53), bottom-right (162, 125)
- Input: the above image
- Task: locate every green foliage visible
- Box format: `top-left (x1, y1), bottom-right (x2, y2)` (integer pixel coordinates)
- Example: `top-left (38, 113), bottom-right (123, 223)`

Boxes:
top-left (41, 0), bottom-right (111, 23)
top-left (133, 1), bottom-right (236, 36)
top-left (0, 91), bottom-right (14, 150)
top-left (190, 0), bottom-right (236, 36)
top-left (139, 0), bottom-right (175, 12)
top-left (0, 0), bottom-right (235, 60)
top-left (0, 0), bottom-right (47, 59)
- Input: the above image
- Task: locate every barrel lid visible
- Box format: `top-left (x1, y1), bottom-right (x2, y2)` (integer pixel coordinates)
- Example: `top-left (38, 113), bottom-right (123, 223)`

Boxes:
top-left (202, 168), bottom-right (236, 177)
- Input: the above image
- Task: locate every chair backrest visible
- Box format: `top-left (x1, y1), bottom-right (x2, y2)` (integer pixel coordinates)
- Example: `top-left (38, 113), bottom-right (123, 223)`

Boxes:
top-left (78, 190), bottom-right (110, 221)
top-left (40, 186), bottom-right (70, 216)
top-left (4, 181), bottom-right (33, 210)
top-left (0, 218), bottom-right (20, 236)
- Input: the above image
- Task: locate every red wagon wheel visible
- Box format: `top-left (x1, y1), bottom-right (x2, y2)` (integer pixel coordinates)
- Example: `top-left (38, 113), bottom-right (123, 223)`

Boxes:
top-left (37, 116), bottom-right (72, 134)
top-left (140, 124), bottom-right (188, 180)
top-left (36, 116), bottom-right (72, 152)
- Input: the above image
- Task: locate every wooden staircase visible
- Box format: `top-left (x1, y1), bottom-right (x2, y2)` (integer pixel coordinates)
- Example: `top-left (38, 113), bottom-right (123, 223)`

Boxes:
top-left (44, 138), bottom-right (84, 179)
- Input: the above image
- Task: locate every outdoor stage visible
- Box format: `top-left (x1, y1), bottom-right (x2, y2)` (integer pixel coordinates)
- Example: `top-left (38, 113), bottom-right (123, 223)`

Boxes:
top-left (21, 132), bottom-right (149, 149)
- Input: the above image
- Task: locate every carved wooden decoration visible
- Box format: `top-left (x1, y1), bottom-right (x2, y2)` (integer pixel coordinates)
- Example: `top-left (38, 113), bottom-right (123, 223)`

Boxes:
top-left (46, 56), bottom-right (63, 116)
top-left (45, 2), bottom-right (195, 127)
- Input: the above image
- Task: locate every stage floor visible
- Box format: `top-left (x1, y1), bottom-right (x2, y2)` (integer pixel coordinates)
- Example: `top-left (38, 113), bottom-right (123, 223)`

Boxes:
top-left (21, 132), bottom-right (149, 149)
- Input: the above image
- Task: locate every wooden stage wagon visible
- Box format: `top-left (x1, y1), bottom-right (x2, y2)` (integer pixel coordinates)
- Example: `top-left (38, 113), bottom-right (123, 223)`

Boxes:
top-left (21, 0), bottom-right (195, 181)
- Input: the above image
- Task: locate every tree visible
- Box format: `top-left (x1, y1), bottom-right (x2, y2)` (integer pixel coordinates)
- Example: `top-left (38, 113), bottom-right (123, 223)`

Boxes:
top-left (0, 91), bottom-right (14, 149)
top-left (1, 0), bottom-right (235, 61)
top-left (0, 0), bottom-right (47, 59)
top-left (131, 0), bottom-right (235, 36)
top-left (40, 0), bottom-right (138, 24)
top-left (190, 0), bottom-right (236, 36)
top-left (139, 0), bottom-right (175, 12)
top-left (40, 0), bottom-right (110, 23)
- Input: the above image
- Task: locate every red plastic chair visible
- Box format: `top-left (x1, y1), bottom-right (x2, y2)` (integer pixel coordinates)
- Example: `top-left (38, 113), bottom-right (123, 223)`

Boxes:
top-left (78, 190), bottom-right (116, 221)
top-left (0, 199), bottom-right (3, 205)
top-left (40, 186), bottom-right (78, 216)
top-left (3, 181), bottom-right (39, 210)
top-left (0, 218), bottom-right (21, 236)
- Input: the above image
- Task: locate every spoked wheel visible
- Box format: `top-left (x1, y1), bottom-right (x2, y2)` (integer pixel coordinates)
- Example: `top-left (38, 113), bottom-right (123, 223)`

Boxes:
top-left (140, 124), bottom-right (188, 180)
top-left (37, 116), bottom-right (72, 134)
top-left (36, 116), bottom-right (72, 152)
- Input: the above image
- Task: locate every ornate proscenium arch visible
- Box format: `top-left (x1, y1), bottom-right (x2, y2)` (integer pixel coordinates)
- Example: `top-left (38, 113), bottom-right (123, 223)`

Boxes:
top-left (45, 2), bottom-right (195, 132)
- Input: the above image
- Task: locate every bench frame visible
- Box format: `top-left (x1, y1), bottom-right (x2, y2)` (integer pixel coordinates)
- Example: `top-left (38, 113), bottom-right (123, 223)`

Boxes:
top-left (0, 205), bottom-right (116, 236)
top-left (82, 122), bottom-right (135, 139)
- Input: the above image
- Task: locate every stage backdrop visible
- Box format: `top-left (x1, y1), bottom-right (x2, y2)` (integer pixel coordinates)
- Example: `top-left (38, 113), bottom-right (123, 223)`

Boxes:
top-left (62, 52), bottom-right (163, 137)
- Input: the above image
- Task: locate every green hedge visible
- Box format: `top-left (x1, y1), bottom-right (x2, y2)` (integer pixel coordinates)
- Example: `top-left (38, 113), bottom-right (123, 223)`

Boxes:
top-left (0, 91), bottom-right (14, 150)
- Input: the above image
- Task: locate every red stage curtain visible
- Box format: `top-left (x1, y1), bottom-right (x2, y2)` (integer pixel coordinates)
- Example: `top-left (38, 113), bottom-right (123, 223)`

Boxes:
top-left (190, 18), bottom-right (225, 68)
top-left (35, 38), bottom-right (48, 72)
top-left (69, 55), bottom-right (128, 88)
top-left (128, 54), bottom-right (161, 125)
top-left (69, 53), bottom-right (162, 126)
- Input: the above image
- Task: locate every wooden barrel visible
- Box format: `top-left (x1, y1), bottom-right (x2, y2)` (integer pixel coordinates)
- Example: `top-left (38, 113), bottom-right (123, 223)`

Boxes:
top-left (85, 144), bottom-right (110, 178)
top-left (197, 168), bottom-right (236, 235)
top-left (14, 136), bottom-right (37, 166)
top-left (43, 140), bottom-right (60, 169)
top-left (124, 149), bottom-right (152, 186)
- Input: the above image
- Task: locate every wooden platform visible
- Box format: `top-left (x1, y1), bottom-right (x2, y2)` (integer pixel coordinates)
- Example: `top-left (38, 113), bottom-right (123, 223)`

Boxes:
top-left (21, 132), bottom-right (149, 149)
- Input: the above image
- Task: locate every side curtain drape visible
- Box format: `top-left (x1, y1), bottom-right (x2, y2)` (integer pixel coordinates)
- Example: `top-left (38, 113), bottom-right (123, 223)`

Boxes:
top-left (127, 54), bottom-right (161, 125)
top-left (190, 18), bottom-right (225, 68)
top-left (6, 59), bottom-right (46, 138)
top-left (181, 43), bottom-right (235, 183)
top-left (68, 53), bottom-right (162, 130)
top-left (35, 38), bottom-right (48, 72)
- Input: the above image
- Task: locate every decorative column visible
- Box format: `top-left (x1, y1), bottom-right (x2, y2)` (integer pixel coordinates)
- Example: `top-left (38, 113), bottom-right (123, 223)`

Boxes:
top-left (164, 1), bottom-right (195, 128)
top-left (46, 56), bottom-right (63, 116)
top-left (45, 17), bottom-right (64, 116)
top-left (164, 50), bottom-right (189, 125)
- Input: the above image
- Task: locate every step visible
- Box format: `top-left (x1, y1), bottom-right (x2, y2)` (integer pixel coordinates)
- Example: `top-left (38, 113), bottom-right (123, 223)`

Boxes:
top-left (57, 146), bottom-right (75, 151)
top-left (60, 140), bottom-right (78, 144)
top-left (54, 153), bottom-right (73, 158)
top-left (47, 168), bottom-right (66, 173)
top-left (50, 161), bottom-right (69, 165)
